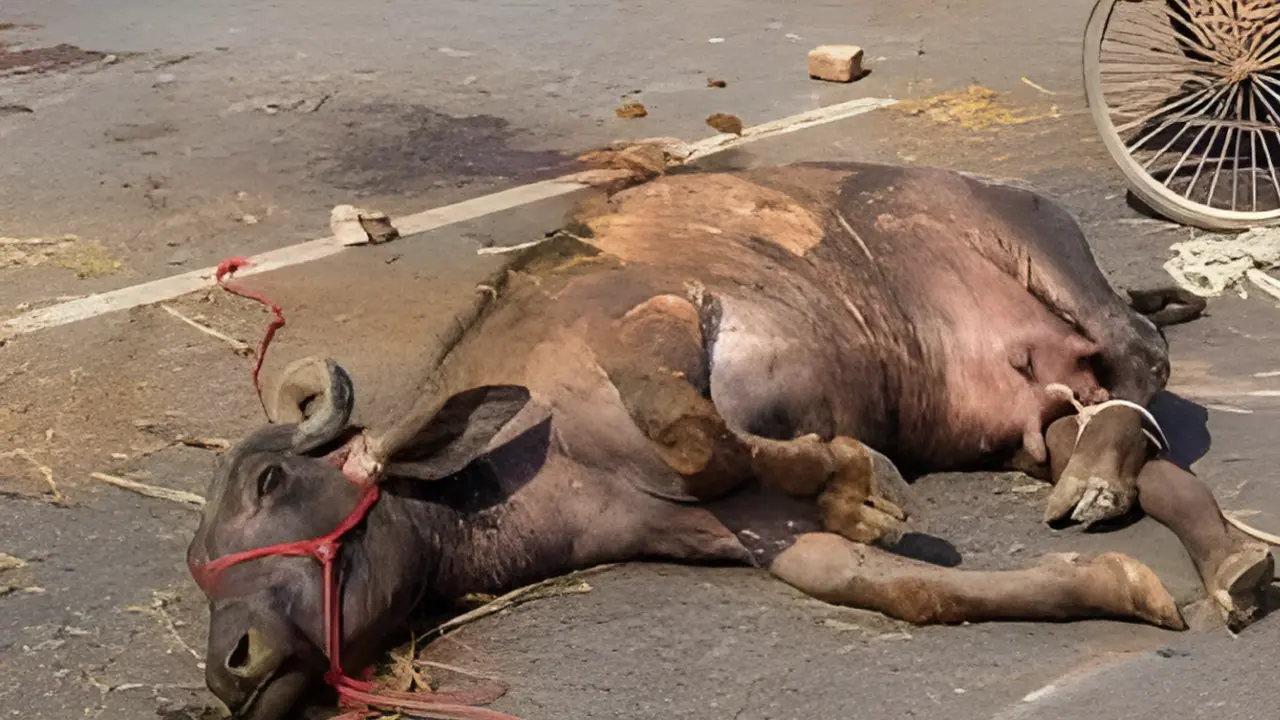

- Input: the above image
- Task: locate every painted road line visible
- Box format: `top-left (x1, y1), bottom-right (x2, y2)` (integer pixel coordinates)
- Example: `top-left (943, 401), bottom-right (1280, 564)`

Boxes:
top-left (2, 96), bottom-right (897, 338)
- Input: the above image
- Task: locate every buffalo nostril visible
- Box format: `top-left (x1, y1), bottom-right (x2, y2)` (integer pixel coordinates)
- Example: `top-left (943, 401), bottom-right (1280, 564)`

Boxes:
top-left (224, 627), bottom-right (272, 677)
top-left (226, 632), bottom-right (252, 672)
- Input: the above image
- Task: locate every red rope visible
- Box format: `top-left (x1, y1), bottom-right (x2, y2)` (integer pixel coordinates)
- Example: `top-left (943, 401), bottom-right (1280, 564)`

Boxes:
top-left (215, 257), bottom-right (284, 416)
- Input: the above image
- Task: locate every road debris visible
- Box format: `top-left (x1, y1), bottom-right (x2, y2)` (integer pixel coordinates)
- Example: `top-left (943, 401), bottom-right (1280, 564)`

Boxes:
top-left (894, 84), bottom-right (1059, 130)
top-left (89, 472), bottom-right (206, 509)
top-left (0, 552), bottom-right (42, 599)
top-left (176, 435), bottom-right (231, 451)
top-left (705, 112), bottom-right (744, 136)
top-left (566, 137), bottom-right (694, 192)
top-left (224, 94), bottom-right (330, 115)
top-left (0, 448), bottom-right (64, 504)
top-left (1163, 227), bottom-right (1280, 298)
top-left (0, 103), bottom-right (33, 116)
top-left (331, 204), bottom-right (400, 247)
top-left (1246, 268), bottom-right (1280, 303)
top-left (707, 78), bottom-right (727, 88)
top-left (54, 239), bottom-right (122, 278)
top-left (0, 552), bottom-right (27, 572)
top-left (615, 101), bottom-right (648, 119)
top-left (477, 238), bottom-right (551, 256)
top-left (1020, 76), bottom-right (1058, 95)
top-left (808, 44), bottom-right (865, 83)
top-left (160, 304), bottom-right (252, 355)
top-left (2, 234), bottom-right (122, 277)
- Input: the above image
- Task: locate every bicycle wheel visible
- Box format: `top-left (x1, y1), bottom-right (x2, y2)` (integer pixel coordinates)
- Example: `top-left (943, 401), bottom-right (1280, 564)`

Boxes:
top-left (1085, 0), bottom-right (1280, 230)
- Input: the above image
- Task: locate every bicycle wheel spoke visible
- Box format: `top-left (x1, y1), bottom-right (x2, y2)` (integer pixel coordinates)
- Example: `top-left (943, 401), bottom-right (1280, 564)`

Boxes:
top-left (1257, 126), bottom-right (1280, 207)
top-left (1250, 129), bottom-right (1259, 211)
top-left (1248, 89), bottom-right (1259, 212)
top-left (1149, 0), bottom-right (1235, 64)
top-left (1233, 82), bottom-right (1245, 211)
top-left (1252, 21), bottom-right (1280, 65)
top-left (1201, 80), bottom-right (1244, 203)
top-left (1113, 80), bottom-right (1223, 134)
top-left (1166, 120), bottom-right (1216, 193)
top-left (1182, 83), bottom-right (1239, 199)
top-left (1128, 81), bottom-right (1231, 158)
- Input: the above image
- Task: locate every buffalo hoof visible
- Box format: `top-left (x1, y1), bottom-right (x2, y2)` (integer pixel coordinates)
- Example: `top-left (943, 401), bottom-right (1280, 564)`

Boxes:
top-left (1043, 405), bottom-right (1148, 528)
top-left (1044, 473), bottom-right (1136, 527)
top-left (1090, 552), bottom-right (1187, 631)
top-left (1210, 542), bottom-right (1275, 632)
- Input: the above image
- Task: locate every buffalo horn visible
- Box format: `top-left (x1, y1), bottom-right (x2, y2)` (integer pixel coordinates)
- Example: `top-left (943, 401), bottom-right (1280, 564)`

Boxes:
top-left (271, 356), bottom-right (355, 454)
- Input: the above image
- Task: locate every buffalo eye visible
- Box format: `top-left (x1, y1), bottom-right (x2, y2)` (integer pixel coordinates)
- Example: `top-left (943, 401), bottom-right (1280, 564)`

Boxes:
top-left (257, 464), bottom-right (285, 497)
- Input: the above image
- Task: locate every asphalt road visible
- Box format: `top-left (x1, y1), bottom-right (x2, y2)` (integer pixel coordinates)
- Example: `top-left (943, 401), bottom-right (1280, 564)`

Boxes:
top-left (3, 1), bottom-right (1280, 720)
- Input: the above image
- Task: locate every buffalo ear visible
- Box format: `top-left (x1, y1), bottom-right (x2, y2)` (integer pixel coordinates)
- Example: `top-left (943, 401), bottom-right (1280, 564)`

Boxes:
top-left (382, 385), bottom-right (544, 481)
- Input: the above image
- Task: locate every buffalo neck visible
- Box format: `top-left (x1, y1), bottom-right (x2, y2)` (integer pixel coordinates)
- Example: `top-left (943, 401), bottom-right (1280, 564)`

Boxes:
top-left (368, 440), bottom-right (578, 607)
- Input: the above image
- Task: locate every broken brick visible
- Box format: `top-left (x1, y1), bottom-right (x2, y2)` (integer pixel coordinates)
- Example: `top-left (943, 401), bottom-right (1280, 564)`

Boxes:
top-left (807, 45), bottom-right (865, 83)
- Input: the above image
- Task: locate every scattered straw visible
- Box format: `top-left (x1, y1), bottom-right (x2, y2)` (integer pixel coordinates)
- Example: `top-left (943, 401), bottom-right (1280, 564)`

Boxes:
top-left (1020, 76), bottom-right (1058, 95)
top-left (161, 304), bottom-right (252, 355)
top-left (176, 435), bottom-right (231, 451)
top-left (476, 238), bottom-right (550, 256)
top-left (0, 552), bottom-right (27, 572)
top-left (1224, 511), bottom-right (1280, 546)
top-left (415, 660), bottom-right (500, 682)
top-left (427, 565), bottom-right (615, 638)
top-left (894, 85), bottom-right (1059, 131)
top-left (89, 472), bottom-right (205, 509)
top-left (0, 449), bottom-right (64, 504)
top-left (51, 239), bottom-right (123, 278)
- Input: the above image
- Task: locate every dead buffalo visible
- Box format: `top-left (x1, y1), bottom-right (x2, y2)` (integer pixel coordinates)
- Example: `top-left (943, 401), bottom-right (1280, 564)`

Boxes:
top-left (186, 162), bottom-right (1270, 720)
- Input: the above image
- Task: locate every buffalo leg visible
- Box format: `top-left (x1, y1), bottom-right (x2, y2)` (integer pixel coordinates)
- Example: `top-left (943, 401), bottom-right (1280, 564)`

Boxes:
top-left (1044, 412), bottom-right (1274, 629)
top-left (743, 433), bottom-right (908, 545)
top-left (607, 294), bottom-right (908, 544)
top-left (770, 532), bottom-right (1185, 629)
top-left (1137, 459), bottom-right (1274, 629)
top-left (1042, 406), bottom-right (1147, 526)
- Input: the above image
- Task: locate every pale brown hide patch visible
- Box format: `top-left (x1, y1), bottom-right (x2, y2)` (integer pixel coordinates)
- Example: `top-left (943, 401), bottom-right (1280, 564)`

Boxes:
top-left (584, 174), bottom-right (825, 261)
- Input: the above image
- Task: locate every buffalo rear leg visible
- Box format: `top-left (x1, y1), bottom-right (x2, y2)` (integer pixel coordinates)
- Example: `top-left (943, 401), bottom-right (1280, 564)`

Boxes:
top-left (771, 532), bottom-right (1185, 629)
top-left (607, 293), bottom-right (907, 545)
top-left (1136, 460), bottom-right (1274, 630)
top-left (744, 433), bottom-right (908, 545)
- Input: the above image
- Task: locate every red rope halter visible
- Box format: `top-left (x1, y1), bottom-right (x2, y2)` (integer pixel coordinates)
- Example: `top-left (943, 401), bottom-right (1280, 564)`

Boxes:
top-left (189, 483), bottom-right (521, 719)
top-left (194, 258), bottom-right (524, 720)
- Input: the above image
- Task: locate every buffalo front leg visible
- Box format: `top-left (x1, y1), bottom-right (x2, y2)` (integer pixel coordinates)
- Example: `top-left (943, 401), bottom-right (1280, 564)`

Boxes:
top-left (1044, 411), bottom-right (1274, 630)
top-left (771, 532), bottom-right (1185, 628)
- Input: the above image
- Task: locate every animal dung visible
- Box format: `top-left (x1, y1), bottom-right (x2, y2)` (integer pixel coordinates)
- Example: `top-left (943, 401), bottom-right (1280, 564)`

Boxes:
top-left (808, 44), bottom-right (865, 83)
top-left (615, 101), bottom-right (649, 119)
top-left (707, 78), bottom-right (727, 88)
top-left (705, 112), bottom-right (744, 136)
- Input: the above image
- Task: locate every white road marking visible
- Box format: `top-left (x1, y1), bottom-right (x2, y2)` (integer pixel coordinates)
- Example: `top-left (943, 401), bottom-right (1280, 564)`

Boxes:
top-left (2, 96), bottom-right (895, 338)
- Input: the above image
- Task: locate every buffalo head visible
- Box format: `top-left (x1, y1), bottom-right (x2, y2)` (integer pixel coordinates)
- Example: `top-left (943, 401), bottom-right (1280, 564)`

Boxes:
top-left (186, 356), bottom-right (540, 719)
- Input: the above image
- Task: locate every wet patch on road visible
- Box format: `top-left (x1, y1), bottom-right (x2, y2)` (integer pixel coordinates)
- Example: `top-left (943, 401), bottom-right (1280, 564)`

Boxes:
top-left (320, 103), bottom-right (575, 195)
